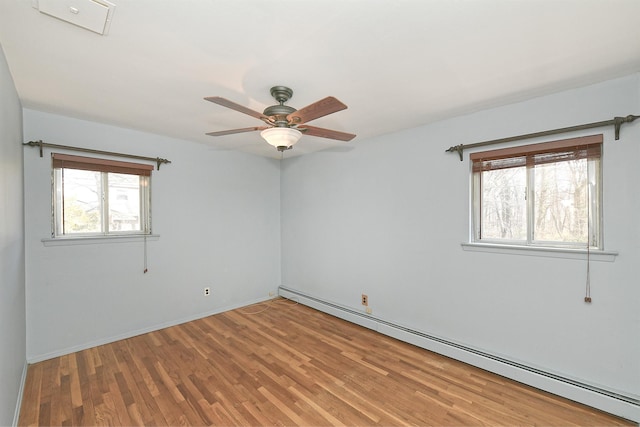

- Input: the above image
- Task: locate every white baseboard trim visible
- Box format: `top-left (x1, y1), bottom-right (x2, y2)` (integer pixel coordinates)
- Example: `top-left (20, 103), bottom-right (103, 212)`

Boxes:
top-left (279, 285), bottom-right (640, 423)
top-left (26, 295), bottom-right (274, 364)
top-left (12, 361), bottom-right (27, 427)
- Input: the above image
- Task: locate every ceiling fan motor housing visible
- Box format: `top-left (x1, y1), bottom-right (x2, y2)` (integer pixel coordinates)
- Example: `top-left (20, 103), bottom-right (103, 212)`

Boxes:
top-left (263, 104), bottom-right (296, 120)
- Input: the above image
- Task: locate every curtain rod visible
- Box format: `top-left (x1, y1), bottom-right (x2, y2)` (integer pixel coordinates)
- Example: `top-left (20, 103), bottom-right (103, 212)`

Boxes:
top-left (23, 140), bottom-right (171, 170)
top-left (445, 114), bottom-right (639, 161)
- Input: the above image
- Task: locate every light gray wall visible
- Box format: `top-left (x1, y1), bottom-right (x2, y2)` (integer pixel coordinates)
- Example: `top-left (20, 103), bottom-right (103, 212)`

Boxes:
top-left (0, 44), bottom-right (26, 426)
top-left (23, 110), bottom-right (281, 360)
top-left (281, 74), bottom-right (640, 400)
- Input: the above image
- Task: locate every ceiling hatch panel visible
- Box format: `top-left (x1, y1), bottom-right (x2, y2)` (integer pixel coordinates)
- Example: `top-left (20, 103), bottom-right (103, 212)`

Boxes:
top-left (33, 0), bottom-right (116, 35)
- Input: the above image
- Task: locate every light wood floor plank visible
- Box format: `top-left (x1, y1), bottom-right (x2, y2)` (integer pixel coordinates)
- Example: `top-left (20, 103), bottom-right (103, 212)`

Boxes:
top-left (19, 298), bottom-right (635, 426)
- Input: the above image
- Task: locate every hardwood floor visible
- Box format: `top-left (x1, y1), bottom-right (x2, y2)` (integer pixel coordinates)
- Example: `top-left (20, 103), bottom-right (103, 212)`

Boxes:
top-left (19, 298), bottom-right (634, 426)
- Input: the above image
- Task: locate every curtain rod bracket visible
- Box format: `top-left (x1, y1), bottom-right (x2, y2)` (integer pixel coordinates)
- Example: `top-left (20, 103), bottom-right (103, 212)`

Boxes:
top-left (445, 113), bottom-right (639, 160)
top-left (614, 115), bottom-right (639, 140)
top-left (23, 140), bottom-right (44, 157)
top-left (156, 158), bottom-right (171, 170)
top-left (445, 144), bottom-right (464, 161)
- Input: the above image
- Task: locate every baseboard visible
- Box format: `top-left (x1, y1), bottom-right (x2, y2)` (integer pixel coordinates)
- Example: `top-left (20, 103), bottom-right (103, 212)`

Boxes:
top-left (279, 285), bottom-right (640, 423)
top-left (12, 361), bottom-right (27, 427)
top-left (27, 295), bottom-right (274, 364)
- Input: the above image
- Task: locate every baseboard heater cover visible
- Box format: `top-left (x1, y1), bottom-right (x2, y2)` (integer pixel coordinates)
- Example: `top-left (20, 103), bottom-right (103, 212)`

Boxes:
top-left (278, 285), bottom-right (639, 423)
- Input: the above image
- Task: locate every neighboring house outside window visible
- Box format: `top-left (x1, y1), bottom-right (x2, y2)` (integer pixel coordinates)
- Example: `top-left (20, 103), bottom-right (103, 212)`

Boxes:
top-left (52, 153), bottom-right (152, 237)
top-left (471, 134), bottom-right (602, 249)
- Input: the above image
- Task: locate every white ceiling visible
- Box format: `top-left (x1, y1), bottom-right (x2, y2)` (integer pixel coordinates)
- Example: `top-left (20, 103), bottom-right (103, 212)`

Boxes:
top-left (1, 0), bottom-right (640, 159)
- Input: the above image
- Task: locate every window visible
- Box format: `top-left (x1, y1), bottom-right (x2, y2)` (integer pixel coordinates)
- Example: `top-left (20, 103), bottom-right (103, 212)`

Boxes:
top-left (52, 153), bottom-right (153, 237)
top-left (471, 134), bottom-right (602, 249)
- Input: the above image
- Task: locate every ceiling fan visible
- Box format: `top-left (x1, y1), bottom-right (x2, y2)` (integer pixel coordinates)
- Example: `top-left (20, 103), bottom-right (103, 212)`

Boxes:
top-left (205, 86), bottom-right (356, 152)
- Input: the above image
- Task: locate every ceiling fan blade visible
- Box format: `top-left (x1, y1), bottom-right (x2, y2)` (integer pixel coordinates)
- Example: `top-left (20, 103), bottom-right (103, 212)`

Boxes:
top-left (206, 126), bottom-right (268, 137)
top-left (298, 125), bottom-right (356, 141)
top-left (287, 96), bottom-right (347, 124)
top-left (204, 96), bottom-right (268, 121)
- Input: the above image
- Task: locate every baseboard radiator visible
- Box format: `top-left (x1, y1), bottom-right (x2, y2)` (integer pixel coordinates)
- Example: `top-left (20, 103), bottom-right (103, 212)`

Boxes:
top-left (278, 286), bottom-right (639, 423)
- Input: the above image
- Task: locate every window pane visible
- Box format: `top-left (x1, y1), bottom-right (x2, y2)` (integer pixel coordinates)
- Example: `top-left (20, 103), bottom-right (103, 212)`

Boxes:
top-left (62, 169), bottom-right (102, 233)
top-left (533, 159), bottom-right (589, 244)
top-left (480, 167), bottom-right (526, 240)
top-left (108, 173), bottom-right (141, 232)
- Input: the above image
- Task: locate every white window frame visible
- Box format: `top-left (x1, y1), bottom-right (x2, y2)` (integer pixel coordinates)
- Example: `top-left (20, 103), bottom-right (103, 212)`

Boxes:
top-left (471, 134), bottom-right (603, 250)
top-left (51, 153), bottom-right (153, 238)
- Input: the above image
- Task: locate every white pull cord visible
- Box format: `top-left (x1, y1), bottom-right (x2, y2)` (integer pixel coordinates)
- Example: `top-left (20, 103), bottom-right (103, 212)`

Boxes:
top-left (143, 234), bottom-right (148, 274)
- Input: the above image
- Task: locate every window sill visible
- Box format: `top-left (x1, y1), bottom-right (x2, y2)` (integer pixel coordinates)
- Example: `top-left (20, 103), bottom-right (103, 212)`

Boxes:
top-left (42, 234), bottom-right (160, 247)
top-left (461, 242), bottom-right (618, 262)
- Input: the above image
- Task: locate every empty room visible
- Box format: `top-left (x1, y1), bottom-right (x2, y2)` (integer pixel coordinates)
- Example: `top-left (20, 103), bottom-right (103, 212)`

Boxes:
top-left (1, 0), bottom-right (639, 425)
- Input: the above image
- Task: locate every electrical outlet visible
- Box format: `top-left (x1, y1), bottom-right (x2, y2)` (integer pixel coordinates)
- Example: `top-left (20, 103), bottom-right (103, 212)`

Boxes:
top-left (361, 294), bottom-right (368, 306)
top-left (204, 287), bottom-right (210, 296)
top-left (269, 291), bottom-right (276, 297)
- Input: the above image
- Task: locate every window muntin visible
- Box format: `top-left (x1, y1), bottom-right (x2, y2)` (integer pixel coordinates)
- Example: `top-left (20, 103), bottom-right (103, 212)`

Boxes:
top-left (472, 135), bottom-right (602, 249)
top-left (52, 153), bottom-right (152, 237)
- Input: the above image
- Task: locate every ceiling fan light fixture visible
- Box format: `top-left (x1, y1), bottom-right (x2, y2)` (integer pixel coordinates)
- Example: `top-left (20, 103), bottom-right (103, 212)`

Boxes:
top-left (260, 127), bottom-right (302, 150)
